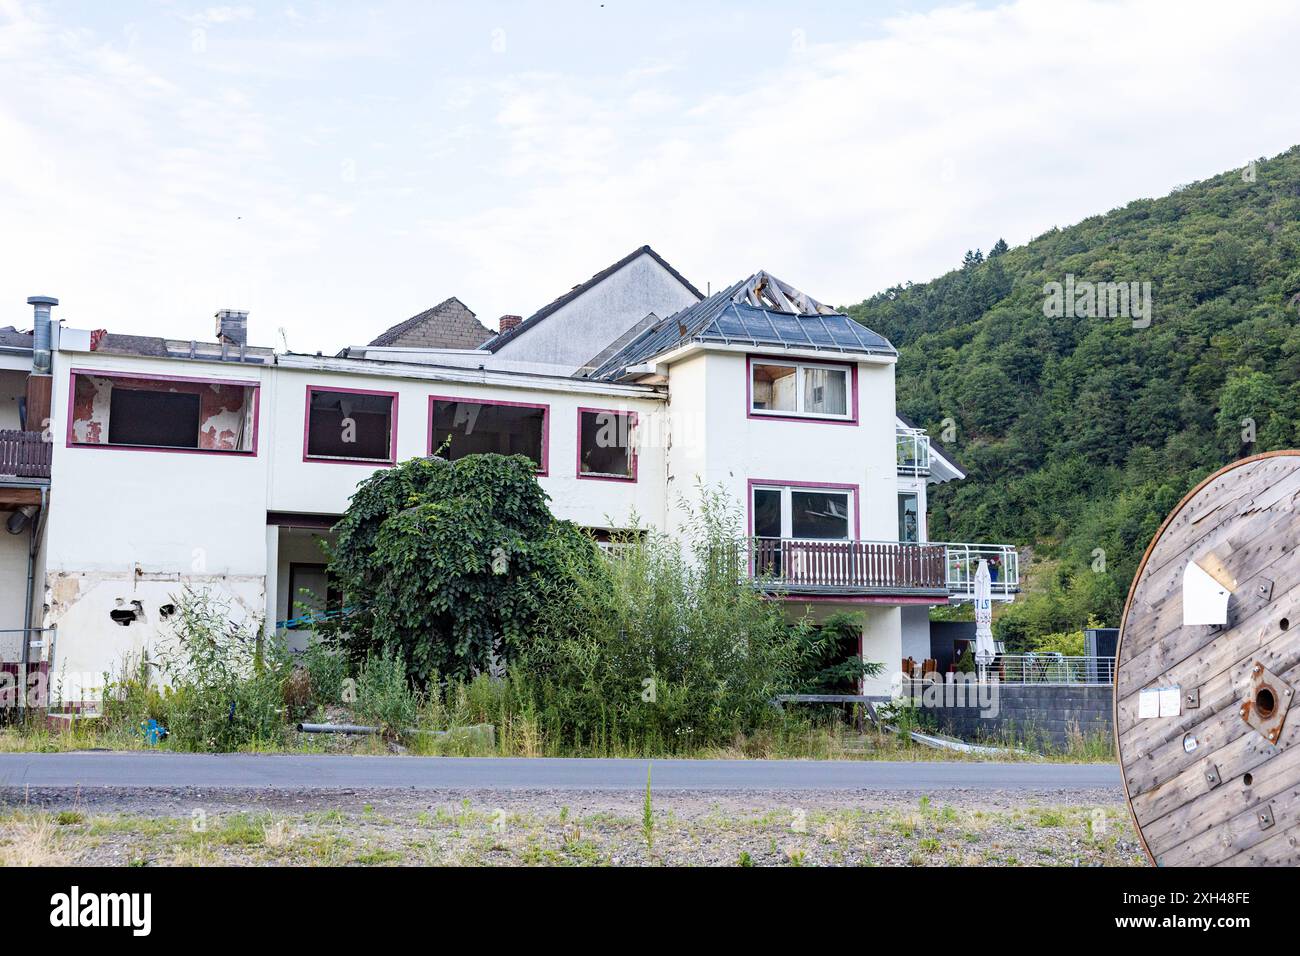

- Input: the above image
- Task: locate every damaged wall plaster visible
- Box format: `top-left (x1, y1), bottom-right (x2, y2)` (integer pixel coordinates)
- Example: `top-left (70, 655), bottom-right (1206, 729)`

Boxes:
top-left (42, 569), bottom-right (266, 709)
top-left (71, 374), bottom-right (253, 450)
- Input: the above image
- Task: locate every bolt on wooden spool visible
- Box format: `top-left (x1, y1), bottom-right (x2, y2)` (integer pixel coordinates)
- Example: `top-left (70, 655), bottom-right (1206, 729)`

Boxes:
top-left (1116, 451), bottom-right (1300, 865)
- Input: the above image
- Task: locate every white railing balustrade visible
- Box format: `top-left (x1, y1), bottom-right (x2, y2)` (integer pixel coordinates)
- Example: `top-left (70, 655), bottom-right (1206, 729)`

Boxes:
top-left (944, 542), bottom-right (1019, 598)
top-left (990, 654), bottom-right (1114, 685)
top-left (896, 426), bottom-right (931, 477)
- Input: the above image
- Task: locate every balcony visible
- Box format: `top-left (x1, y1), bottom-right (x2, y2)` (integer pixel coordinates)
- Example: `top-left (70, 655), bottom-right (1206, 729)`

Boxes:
top-left (747, 538), bottom-right (1018, 601)
top-left (896, 426), bottom-right (930, 477)
top-left (0, 430), bottom-right (51, 480)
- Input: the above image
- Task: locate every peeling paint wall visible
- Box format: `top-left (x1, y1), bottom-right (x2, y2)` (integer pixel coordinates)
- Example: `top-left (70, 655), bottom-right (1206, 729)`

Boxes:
top-left (71, 373), bottom-right (253, 450)
top-left (43, 569), bottom-right (265, 709)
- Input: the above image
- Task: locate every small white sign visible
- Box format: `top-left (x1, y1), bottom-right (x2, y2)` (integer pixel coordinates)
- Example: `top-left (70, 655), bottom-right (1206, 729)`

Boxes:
top-left (1138, 689), bottom-right (1160, 719)
top-left (1159, 686), bottom-right (1182, 718)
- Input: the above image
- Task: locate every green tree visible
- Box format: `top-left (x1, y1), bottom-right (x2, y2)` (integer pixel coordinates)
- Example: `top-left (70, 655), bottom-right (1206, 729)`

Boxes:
top-left (322, 454), bottom-right (597, 682)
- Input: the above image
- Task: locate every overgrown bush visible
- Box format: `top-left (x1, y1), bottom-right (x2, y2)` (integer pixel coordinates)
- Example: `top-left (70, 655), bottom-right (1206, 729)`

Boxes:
top-left (793, 613), bottom-right (882, 693)
top-left (295, 639), bottom-right (348, 709)
top-left (521, 484), bottom-right (806, 753)
top-left (354, 650), bottom-right (419, 736)
top-left (321, 454), bottom-right (602, 682)
top-left (100, 655), bottom-right (167, 735)
top-left (155, 588), bottom-right (291, 752)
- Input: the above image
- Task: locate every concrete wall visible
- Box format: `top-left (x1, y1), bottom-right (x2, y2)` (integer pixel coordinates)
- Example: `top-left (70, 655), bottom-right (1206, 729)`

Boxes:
top-left (900, 604), bottom-right (931, 664)
top-left (44, 352), bottom-right (272, 704)
top-left (493, 252), bottom-right (700, 372)
top-left (927, 684), bottom-right (1114, 749)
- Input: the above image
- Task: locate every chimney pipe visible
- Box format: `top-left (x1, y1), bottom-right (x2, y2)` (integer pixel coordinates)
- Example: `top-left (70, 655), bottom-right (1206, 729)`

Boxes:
top-left (215, 309), bottom-right (248, 346)
top-left (498, 315), bottom-right (522, 333)
top-left (27, 295), bottom-right (57, 374)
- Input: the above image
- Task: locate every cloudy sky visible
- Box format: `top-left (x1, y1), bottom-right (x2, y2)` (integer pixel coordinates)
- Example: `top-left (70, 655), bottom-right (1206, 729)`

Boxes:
top-left (2, 0), bottom-right (1299, 352)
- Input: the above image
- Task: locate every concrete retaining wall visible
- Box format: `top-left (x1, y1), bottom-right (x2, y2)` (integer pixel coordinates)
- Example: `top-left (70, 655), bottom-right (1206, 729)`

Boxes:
top-left (928, 684), bottom-right (1114, 749)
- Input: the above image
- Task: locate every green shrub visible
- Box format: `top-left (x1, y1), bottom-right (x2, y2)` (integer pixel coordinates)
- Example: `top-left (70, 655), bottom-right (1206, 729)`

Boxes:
top-left (101, 655), bottom-right (167, 734)
top-left (521, 484), bottom-right (804, 753)
top-left (321, 454), bottom-right (602, 683)
top-left (295, 639), bottom-right (348, 709)
top-left (354, 650), bottom-right (418, 736)
top-left (155, 588), bottom-right (290, 752)
top-left (793, 612), bottom-right (882, 693)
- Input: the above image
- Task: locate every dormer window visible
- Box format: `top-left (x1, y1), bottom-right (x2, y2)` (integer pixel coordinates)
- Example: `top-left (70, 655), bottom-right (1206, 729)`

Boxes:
top-left (749, 357), bottom-right (854, 422)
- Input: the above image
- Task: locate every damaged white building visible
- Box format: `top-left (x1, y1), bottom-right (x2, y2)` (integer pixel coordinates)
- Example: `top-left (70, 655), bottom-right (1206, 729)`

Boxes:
top-left (0, 246), bottom-right (1016, 708)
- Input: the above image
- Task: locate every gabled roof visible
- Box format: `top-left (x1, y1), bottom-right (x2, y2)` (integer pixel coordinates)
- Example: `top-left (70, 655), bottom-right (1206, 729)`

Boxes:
top-left (369, 296), bottom-right (493, 350)
top-left (484, 245), bottom-right (704, 353)
top-left (586, 271), bottom-right (895, 381)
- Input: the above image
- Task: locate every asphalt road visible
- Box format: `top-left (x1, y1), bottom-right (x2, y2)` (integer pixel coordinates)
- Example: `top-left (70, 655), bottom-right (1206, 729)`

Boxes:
top-left (0, 753), bottom-right (1121, 792)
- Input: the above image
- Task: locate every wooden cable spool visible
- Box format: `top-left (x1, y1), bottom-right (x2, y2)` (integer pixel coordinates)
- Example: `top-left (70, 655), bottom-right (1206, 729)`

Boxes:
top-left (1117, 450), bottom-right (1300, 865)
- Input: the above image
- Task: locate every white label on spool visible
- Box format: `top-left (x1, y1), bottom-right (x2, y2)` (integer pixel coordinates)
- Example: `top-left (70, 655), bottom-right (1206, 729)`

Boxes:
top-left (1139, 689), bottom-right (1160, 719)
top-left (1160, 686), bottom-right (1182, 717)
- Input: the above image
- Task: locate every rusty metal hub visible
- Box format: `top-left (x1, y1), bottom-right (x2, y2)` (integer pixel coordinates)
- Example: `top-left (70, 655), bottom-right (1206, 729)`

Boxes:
top-left (1241, 661), bottom-right (1294, 746)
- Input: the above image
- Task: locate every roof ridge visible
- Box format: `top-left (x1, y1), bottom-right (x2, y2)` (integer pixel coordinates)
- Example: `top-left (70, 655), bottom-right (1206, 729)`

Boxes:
top-left (368, 296), bottom-right (491, 349)
top-left (485, 245), bottom-right (702, 353)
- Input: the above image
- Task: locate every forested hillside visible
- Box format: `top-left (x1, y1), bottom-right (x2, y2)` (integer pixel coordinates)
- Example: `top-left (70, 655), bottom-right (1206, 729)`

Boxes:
top-left (845, 146), bottom-right (1300, 645)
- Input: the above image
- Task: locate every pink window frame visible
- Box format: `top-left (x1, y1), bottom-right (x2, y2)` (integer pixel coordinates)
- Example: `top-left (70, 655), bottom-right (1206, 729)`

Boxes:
top-left (427, 394), bottom-right (550, 476)
top-left (576, 407), bottom-right (638, 483)
top-left (65, 367), bottom-right (261, 457)
top-left (302, 384), bottom-right (400, 466)
top-left (746, 478), bottom-right (861, 540)
top-left (745, 354), bottom-right (859, 425)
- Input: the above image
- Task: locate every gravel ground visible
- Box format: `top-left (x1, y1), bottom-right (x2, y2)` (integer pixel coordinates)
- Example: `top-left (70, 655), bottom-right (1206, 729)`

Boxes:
top-left (0, 785), bottom-right (1144, 866)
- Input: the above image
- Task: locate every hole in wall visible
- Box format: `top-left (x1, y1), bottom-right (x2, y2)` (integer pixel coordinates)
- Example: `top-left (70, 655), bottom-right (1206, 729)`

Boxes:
top-left (1243, 772), bottom-right (1254, 787)
top-left (158, 604), bottom-right (176, 620)
top-left (1256, 686), bottom-right (1277, 720)
top-left (1281, 618), bottom-right (1290, 631)
top-left (109, 599), bottom-right (146, 627)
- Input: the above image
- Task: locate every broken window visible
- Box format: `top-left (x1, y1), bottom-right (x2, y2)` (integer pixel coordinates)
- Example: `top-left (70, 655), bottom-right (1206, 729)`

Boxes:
top-left (430, 398), bottom-right (547, 472)
top-left (578, 409), bottom-right (636, 480)
top-left (305, 387), bottom-right (396, 462)
top-left (750, 359), bottom-right (850, 419)
top-left (70, 371), bottom-right (257, 452)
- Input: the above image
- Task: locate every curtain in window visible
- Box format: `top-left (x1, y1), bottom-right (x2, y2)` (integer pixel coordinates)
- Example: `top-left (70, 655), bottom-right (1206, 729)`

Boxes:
top-left (803, 367), bottom-right (847, 415)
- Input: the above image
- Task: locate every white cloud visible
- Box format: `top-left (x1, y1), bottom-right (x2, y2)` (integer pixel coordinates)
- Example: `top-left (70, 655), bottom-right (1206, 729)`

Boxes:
top-left (1, 0), bottom-right (1298, 350)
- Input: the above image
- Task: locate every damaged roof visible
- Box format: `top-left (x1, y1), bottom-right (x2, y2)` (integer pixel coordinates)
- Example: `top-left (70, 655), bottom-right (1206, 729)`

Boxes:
top-left (586, 271), bottom-right (895, 381)
top-left (484, 245), bottom-right (704, 353)
top-left (368, 296), bottom-right (493, 350)
top-left (0, 326), bottom-right (33, 352)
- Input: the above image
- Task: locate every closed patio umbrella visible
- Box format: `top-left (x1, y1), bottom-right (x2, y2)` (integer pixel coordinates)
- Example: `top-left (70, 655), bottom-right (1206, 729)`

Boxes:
top-left (974, 559), bottom-right (995, 678)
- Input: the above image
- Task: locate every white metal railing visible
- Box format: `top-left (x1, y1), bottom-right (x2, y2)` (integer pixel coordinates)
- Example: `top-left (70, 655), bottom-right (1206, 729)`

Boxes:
top-left (943, 542), bottom-right (1019, 599)
top-left (896, 426), bottom-right (931, 477)
top-left (989, 654), bottom-right (1115, 685)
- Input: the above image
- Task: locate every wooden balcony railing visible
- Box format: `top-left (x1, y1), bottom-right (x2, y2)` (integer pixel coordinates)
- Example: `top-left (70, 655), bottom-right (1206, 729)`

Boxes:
top-left (749, 538), bottom-right (949, 593)
top-left (0, 430), bottom-right (51, 479)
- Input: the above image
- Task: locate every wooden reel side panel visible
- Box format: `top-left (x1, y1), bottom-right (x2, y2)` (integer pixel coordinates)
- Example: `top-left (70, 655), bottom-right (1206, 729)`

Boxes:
top-left (1117, 451), bottom-right (1300, 866)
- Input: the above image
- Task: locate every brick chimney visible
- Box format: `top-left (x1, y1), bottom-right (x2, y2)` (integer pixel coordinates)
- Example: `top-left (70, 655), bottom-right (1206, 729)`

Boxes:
top-left (215, 309), bottom-right (248, 346)
top-left (498, 315), bottom-right (522, 333)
